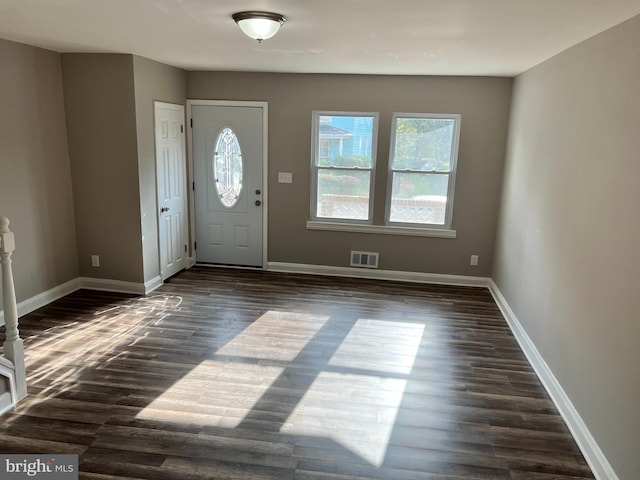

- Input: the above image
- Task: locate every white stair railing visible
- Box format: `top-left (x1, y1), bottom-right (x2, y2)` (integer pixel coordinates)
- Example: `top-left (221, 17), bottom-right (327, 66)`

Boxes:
top-left (0, 216), bottom-right (27, 402)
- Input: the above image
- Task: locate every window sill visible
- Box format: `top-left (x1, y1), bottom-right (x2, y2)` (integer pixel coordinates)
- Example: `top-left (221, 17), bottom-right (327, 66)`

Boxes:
top-left (306, 221), bottom-right (457, 238)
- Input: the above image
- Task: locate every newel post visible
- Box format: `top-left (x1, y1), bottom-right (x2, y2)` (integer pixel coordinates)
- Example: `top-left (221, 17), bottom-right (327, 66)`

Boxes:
top-left (0, 217), bottom-right (27, 401)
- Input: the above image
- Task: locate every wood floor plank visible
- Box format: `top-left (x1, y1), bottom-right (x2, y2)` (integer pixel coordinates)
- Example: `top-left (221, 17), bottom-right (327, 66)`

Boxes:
top-left (0, 267), bottom-right (594, 479)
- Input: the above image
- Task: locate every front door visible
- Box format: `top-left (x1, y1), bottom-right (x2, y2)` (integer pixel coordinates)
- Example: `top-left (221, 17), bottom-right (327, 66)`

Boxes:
top-left (155, 102), bottom-right (188, 280)
top-left (191, 103), bottom-right (265, 267)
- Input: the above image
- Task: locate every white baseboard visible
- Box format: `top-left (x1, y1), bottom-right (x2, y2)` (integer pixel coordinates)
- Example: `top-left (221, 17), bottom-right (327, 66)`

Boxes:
top-left (80, 276), bottom-right (163, 295)
top-left (0, 275), bottom-right (161, 328)
top-left (144, 275), bottom-right (163, 294)
top-left (267, 262), bottom-right (490, 287)
top-left (78, 277), bottom-right (149, 295)
top-left (487, 280), bottom-right (619, 480)
top-left (0, 278), bottom-right (80, 327)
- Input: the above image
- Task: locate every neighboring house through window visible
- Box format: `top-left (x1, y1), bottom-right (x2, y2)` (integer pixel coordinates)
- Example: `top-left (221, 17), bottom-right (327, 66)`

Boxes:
top-left (311, 112), bottom-right (378, 222)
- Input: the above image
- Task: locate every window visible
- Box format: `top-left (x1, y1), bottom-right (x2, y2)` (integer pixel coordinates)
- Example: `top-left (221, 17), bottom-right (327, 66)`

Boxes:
top-left (311, 112), bottom-right (378, 222)
top-left (308, 111), bottom-right (461, 237)
top-left (213, 127), bottom-right (243, 208)
top-left (387, 114), bottom-right (460, 228)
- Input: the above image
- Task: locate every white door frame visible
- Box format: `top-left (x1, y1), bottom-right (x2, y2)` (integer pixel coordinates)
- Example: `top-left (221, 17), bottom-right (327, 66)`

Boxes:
top-left (186, 99), bottom-right (269, 269)
top-left (154, 101), bottom-right (188, 280)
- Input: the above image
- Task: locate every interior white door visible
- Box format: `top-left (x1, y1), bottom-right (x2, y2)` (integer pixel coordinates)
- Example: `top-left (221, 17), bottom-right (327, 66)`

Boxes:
top-left (155, 102), bottom-right (188, 280)
top-left (192, 104), bottom-right (264, 267)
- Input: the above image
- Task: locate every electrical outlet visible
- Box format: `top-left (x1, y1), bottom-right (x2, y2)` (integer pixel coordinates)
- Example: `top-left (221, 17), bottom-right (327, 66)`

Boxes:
top-left (278, 172), bottom-right (293, 183)
top-left (91, 255), bottom-right (100, 267)
top-left (470, 255), bottom-right (479, 266)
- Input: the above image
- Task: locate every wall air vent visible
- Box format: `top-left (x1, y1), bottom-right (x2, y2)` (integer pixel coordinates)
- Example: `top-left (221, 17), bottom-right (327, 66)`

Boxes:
top-left (350, 251), bottom-right (379, 269)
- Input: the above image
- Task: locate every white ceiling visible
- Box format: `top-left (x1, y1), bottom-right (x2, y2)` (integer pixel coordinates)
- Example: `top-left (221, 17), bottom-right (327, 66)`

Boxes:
top-left (1, 0), bottom-right (640, 76)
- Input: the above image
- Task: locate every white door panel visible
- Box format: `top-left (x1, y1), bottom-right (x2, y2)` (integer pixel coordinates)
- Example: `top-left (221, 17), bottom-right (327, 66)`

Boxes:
top-left (192, 105), bottom-right (264, 267)
top-left (155, 102), bottom-right (187, 280)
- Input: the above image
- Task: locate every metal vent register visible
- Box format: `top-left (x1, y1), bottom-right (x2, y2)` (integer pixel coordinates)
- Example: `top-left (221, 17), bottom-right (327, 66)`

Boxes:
top-left (350, 251), bottom-right (379, 268)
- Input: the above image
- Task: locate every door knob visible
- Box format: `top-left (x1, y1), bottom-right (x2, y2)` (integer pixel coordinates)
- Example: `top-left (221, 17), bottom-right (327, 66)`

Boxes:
top-left (255, 189), bottom-right (261, 195)
top-left (255, 200), bottom-right (262, 206)
top-left (161, 207), bottom-right (170, 213)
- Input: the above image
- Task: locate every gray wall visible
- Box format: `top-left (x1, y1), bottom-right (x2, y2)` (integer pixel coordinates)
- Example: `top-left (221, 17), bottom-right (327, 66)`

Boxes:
top-left (132, 56), bottom-right (187, 283)
top-left (62, 54), bottom-right (144, 283)
top-left (189, 73), bottom-right (512, 276)
top-left (0, 38), bottom-right (78, 309)
top-left (492, 14), bottom-right (640, 480)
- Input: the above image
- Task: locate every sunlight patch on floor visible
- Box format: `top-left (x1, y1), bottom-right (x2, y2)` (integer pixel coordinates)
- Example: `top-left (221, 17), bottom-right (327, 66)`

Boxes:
top-left (137, 359), bottom-right (284, 427)
top-left (23, 294), bottom-right (184, 396)
top-left (280, 371), bottom-right (407, 466)
top-left (217, 311), bottom-right (330, 361)
top-left (329, 319), bottom-right (425, 374)
top-left (281, 319), bottom-right (425, 466)
top-left (137, 313), bottom-right (425, 466)
top-left (137, 310), bottom-right (329, 426)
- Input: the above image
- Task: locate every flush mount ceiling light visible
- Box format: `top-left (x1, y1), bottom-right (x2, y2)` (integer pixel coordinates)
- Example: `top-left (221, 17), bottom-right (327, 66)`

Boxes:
top-left (232, 11), bottom-right (286, 43)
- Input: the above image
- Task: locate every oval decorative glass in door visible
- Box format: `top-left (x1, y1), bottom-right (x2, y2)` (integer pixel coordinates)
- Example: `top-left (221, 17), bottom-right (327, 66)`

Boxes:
top-left (213, 127), bottom-right (243, 207)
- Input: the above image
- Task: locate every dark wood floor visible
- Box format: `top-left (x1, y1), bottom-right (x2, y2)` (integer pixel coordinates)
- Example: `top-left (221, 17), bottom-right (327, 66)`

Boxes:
top-left (0, 267), bottom-right (594, 479)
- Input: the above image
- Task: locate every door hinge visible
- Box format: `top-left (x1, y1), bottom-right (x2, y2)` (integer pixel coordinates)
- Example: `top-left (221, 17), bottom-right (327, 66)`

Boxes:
top-left (192, 182), bottom-right (195, 191)
top-left (184, 244), bottom-right (187, 253)
top-left (194, 242), bottom-right (197, 250)
top-left (181, 124), bottom-right (184, 133)
top-left (190, 118), bottom-right (193, 128)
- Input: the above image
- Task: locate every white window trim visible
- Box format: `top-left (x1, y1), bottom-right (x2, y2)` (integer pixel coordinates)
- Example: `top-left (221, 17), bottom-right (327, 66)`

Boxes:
top-left (310, 111), bottom-right (379, 224)
top-left (306, 221), bottom-right (457, 238)
top-left (385, 112), bottom-right (461, 230)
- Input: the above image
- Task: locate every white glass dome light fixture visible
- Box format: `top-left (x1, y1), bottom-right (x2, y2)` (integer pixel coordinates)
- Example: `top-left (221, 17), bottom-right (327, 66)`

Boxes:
top-left (232, 11), bottom-right (286, 43)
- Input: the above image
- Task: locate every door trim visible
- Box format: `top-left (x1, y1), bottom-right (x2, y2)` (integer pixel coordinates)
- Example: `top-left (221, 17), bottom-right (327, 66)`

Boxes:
top-left (186, 100), bottom-right (268, 269)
